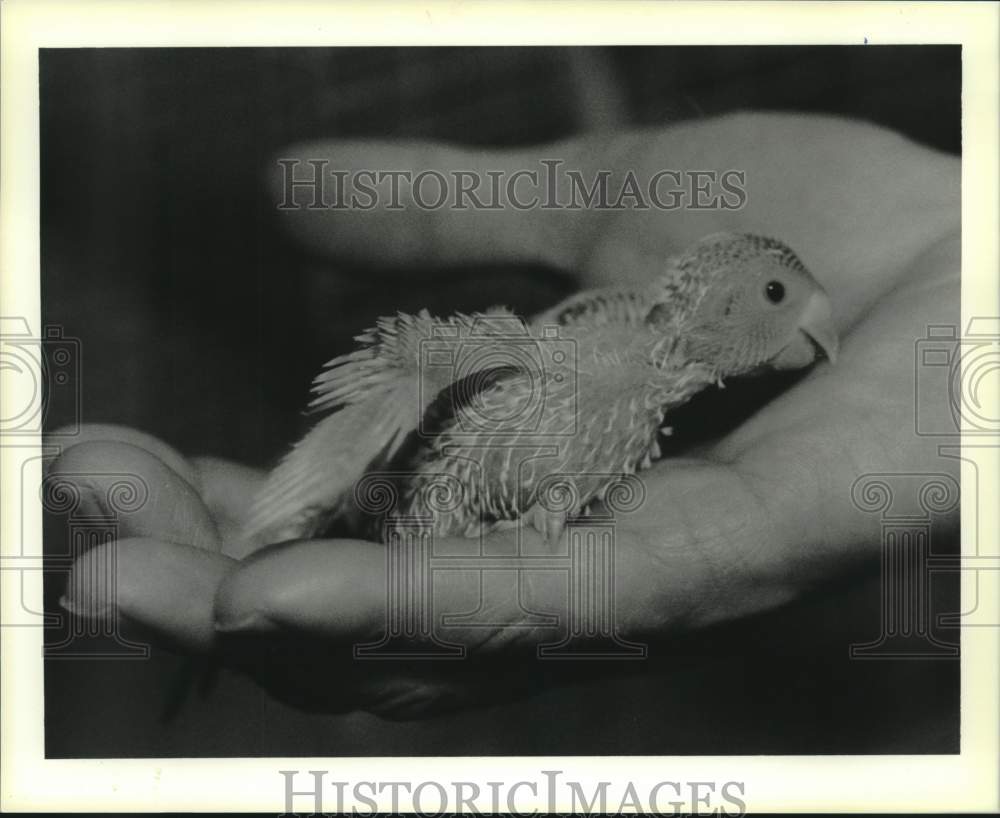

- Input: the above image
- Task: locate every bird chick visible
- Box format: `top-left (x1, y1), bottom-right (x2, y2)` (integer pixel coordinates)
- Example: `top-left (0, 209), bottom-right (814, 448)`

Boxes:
top-left (247, 232), bottom-right (838, 545)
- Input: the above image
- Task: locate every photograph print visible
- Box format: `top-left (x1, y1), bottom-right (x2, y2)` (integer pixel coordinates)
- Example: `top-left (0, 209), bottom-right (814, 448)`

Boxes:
top-left (33, 42), bottom-right (966, 766)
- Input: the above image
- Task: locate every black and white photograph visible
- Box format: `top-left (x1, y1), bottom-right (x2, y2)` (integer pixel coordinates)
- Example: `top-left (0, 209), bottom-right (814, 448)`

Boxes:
top-left (2, 1), bottom-right (997, 814)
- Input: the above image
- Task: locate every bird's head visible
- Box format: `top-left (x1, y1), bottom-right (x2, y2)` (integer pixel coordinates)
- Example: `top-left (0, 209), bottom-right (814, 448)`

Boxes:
top-left (648, 232), bottom-right (839, 377)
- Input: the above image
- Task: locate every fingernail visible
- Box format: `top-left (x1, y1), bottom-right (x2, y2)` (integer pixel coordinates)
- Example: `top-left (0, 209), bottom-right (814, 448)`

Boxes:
top-left (214, 611), bottom-right (281, 633)
top-left (59, 592), bottom-right (114, 619)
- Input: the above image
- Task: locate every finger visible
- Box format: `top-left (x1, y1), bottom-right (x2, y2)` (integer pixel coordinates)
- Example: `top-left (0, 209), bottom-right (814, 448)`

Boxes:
top-left (189, 456), bottom-right (266, 557)
top-left (62, 537), bottom-right (237, 653)
top-left (45, 422), bottom-right (200, 489)
top-left (213, 534), bottom-right (545, 649)
top-left (267, 114), bottom-right (958, 302)
top-left (213, 539), bottom-right (385, 637)
top-left (268, 138), bottom-right (589, 273)
top-left (580, 113), bottom-right (959, 303)
top-left (212, 535), bottom-right (561, 718)
top-left (190, 456), bottom-right (266, 522)
top-left (191, 457), bottom-right (267, 522)
top-left (47, 441), bottom-right (221, 551)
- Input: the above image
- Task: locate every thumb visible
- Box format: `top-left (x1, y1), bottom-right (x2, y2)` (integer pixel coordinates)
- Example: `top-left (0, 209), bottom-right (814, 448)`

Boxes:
top-left (63, 538), bottom-right (237, 654)
top-left (213, 539), bottom-right (387, 638)
top-left (213, 532), bottom-right (556, 650)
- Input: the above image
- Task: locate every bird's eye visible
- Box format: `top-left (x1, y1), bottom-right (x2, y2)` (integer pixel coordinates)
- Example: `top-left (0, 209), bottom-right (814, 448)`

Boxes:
top-left (765, 280), bottom-right (785, 304)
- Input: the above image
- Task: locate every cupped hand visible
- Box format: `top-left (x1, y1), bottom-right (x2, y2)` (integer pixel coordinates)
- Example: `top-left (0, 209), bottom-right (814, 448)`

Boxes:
top-left (50, 112), bottom-right (960, 718)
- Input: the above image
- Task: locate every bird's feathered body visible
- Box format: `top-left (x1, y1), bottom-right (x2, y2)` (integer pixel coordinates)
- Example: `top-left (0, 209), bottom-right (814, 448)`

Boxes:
top-left (248, 233), bottom-right (839, 545)
top-left (390, 313), bottom-right (716, 540)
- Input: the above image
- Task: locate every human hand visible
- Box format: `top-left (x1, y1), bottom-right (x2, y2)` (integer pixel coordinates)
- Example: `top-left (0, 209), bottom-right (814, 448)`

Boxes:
top-left (52, 112), bottom-right (960, 718)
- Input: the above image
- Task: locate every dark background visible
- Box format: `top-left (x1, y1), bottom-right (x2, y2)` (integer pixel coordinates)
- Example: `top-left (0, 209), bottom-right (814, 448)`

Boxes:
top-left (41, 46), bottom-right (960, 756)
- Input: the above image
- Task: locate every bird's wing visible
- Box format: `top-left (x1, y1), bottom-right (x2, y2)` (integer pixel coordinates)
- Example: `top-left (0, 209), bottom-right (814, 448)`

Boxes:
top-left (245, 307), bottom-right (525, 541)
top-left (532, 287), bottom-right (651, 329)
top-left (534, 252), bottom-right (708, 332)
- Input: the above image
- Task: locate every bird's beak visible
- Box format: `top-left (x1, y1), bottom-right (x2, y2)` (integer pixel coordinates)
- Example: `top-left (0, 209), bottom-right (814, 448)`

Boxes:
top-left (769, 290), bottom-right (839, 371)
top-left (798, 290), bottom-right (839, 364)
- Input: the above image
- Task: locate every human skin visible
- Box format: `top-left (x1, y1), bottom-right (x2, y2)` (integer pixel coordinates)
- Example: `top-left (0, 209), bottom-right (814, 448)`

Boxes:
top-left (50, 112), bottom-right (960, 717)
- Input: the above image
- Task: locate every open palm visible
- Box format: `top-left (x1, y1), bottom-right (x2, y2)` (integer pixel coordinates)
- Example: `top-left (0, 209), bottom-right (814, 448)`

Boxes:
top-left (50, 112), bottom-right (959, 717)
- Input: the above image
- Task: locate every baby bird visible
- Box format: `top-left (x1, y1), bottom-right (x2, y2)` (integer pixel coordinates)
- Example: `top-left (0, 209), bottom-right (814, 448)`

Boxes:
top-left (247, 232), bottom-right (838, 545)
